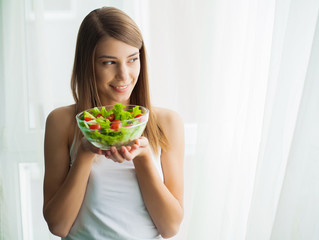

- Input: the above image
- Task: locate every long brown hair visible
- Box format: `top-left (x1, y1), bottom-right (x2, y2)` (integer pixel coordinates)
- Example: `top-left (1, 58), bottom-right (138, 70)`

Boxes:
top-left (71, 7), bottom-right (168, 154)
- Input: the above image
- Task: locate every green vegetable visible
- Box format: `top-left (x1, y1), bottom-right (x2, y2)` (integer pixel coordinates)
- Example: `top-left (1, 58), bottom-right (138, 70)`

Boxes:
top-left (131, 106), bottom-right (142, 117)
top-left (100, 107), bottom-right (108, 117)
top-left (83, 111), bottom-right (95, 120)
top-left (78, 104), bottom-right (147, 149)
top-left (90, 107), bottom-right (101, 117)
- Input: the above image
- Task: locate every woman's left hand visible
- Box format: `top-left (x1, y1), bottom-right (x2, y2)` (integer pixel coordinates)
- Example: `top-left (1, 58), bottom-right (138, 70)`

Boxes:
top-left (105, 136), bottom-right (150, 163)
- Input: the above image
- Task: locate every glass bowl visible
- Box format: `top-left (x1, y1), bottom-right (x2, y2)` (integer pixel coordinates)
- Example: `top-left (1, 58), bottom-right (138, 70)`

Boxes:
top-left (76, 105), bottom-right (149, 150)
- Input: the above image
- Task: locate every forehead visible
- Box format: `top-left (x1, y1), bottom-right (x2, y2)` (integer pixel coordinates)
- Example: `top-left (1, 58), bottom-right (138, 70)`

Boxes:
top-left (95, 37), bottom-right (139, 57)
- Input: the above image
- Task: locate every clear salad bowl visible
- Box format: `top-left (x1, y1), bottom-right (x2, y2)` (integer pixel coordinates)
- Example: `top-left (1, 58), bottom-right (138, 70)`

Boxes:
top-left (76, 104), bottom-right (149, 150)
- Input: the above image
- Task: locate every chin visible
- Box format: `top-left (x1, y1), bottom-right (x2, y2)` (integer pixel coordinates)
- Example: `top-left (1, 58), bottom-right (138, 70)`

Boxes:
top-left (112, 96), bottom-right (130, 105)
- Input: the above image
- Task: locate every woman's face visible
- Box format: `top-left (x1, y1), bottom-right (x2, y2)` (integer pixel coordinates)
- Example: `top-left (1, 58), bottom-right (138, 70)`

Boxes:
top-left (94, 37), bottom-right (140, 105)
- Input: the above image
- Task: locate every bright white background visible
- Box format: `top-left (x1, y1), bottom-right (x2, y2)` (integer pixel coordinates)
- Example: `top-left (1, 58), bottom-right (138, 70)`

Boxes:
top-left (1, 0), bottom-right (319, 239)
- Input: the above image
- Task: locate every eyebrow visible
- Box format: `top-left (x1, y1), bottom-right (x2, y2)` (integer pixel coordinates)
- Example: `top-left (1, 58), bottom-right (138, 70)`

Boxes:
top-left (98, 52), bottom-right (139, 59)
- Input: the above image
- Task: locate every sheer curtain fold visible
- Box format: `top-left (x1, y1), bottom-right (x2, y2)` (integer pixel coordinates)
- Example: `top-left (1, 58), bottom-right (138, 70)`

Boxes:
top-left (270, 9), bottom-right (319, 239)
top-left (185, 0), bottom-right (275, 239)
top-left (245, 1), bottom-right (319, 239)
top-left (174, 0), bottom-right (319, 239)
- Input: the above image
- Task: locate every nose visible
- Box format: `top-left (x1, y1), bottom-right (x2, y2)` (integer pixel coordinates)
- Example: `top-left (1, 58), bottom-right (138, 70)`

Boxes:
top-left (116, 63), bottom-right (129, 82)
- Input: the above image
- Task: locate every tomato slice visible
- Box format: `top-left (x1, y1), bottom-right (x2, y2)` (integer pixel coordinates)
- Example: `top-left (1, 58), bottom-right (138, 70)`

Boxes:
top-left (84, 117), bottom-right (95, 121)
top-left (111, 119), bottom-right (122, 129)
top-left (134, 114), bottom-right (143, 118)
top-left (96, 113), bottom-right (103, 118)
top-left (134, 114), bottom-right (144, 122)
top-left (89, 124), bottom-right (101, 130)
top-left (107, 114), bottom-right (115, 122)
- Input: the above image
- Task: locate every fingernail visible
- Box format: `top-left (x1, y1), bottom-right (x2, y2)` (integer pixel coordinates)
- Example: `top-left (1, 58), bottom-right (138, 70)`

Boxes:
top-left (111, 147), bottom-right (116, 153)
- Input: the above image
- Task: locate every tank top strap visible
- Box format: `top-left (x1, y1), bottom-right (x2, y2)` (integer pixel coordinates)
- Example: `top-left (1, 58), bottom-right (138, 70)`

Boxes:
top-left (150, 146), bottom-right (163, 181)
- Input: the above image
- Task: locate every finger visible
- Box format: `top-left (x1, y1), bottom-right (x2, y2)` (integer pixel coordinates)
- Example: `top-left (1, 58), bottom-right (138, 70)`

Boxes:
top-left (135, 137), bottom-right (149, 147)
top-left (125, 146), bottom-right (132, 151)
top-left (105, 150), bottom-right (112, 158)
top-left (100, 149), bottom-right (107, 155)
top-left (130, 144), bottom-right (139, 152)
top-left (111, 146), bottom-right (125, 163)
top-left (120, 147), bottom-right (134, 161)
top-left (109, 156), bottom-right (119, 163)
top-left (123, 144), bottom-right (142, 160)
top-left (91, 146), bottom-right (103, 155)
top-left (105, 149), bottom-right (121, 163)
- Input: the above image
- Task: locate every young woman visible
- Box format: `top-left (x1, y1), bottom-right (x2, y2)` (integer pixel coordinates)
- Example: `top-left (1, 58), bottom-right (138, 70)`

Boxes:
top-left (43, 7), bottom-right (184, 240)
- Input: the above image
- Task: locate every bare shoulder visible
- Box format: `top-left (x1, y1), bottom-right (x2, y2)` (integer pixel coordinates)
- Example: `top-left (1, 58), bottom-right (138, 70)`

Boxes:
top-left (152, 106), bottom-right (184, 148)
top-left (45, 104), bottom-right (76, 147)
top-left (46, 104), bottom-right (76, 125)
top-left (44, 104), bottom-right (76, 179)
top-left (152, 106), bottom-right (184, 132)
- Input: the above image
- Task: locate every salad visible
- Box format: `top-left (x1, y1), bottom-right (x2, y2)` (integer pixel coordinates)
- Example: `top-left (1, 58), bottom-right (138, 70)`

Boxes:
top-left (76, 104), bottom-right (148, 149)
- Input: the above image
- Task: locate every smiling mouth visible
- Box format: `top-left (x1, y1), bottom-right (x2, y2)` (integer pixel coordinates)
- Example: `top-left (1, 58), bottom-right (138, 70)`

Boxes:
top-left (113, 85), bottom-right (128, 89)
top-left (111, 84), bottom-right (130, 93)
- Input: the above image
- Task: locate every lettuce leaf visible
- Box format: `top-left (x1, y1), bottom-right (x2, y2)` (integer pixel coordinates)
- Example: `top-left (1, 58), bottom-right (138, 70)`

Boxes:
top-left (100, 107), bottom-right (108, 117)
top-left (90, 107), bottom-right (101, 117)
top-left (83, 124), bottom-right (145, 147)
top-left (131, 106), bottom-right (142, 117)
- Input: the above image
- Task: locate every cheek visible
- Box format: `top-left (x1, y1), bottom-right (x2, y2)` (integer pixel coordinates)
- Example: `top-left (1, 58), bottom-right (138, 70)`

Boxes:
top-left (94, 65), bottom-right (103, 81)
top-left (133, 70), bottom-right (140, 79)
top-left (95, 67), bottom-right (112, 83)
top-left (132, 63), bottom-right (141, 79)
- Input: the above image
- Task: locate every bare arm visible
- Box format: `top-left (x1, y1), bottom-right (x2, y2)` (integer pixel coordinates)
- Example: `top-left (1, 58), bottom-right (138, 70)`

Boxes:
top-left (107, 109), bottom-right (184, 238)
top-left (43, 107), bottom-right (98, 237)
top-left (134, 109), bottom-right (184, 238)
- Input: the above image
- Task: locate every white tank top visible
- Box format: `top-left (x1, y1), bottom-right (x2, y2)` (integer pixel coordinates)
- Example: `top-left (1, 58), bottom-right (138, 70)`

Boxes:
top-left (63, 137), bottom-right (164, 240)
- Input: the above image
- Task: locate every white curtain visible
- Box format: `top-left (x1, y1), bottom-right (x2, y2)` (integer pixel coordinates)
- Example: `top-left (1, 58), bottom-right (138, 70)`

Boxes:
top-left (1, 0), bottom-right (319, 239)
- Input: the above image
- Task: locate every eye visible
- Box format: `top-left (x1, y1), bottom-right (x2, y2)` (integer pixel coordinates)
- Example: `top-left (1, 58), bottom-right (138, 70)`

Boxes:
top-left (102, 61), bottom-right (115, 65)
top-left (128, 57), bottom-right (139, 63)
